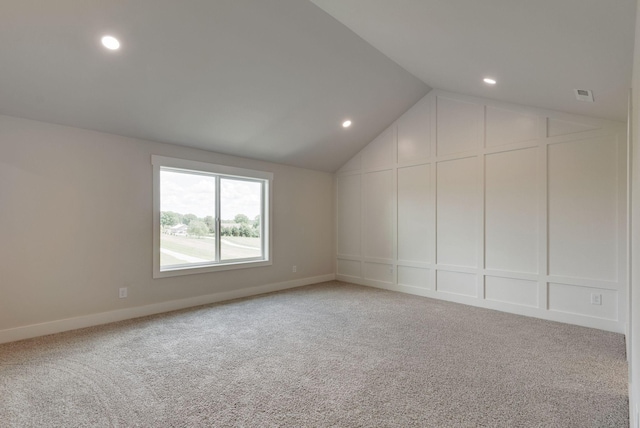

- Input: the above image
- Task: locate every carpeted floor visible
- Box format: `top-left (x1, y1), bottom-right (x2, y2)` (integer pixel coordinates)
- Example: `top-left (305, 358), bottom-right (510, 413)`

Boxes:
top-left (0, 281), bottom-right (629, 427)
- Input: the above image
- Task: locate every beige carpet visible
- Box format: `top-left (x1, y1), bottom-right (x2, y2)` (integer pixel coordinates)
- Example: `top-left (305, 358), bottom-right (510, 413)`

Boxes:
top-left (0, 281), bottom-right (629, 427)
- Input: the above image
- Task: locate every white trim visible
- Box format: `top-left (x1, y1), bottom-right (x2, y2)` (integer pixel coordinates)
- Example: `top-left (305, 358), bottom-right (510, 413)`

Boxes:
top-left (335, 89), bottom-right (627, 334)
top-left (0, 274), bottom-right (335, 345)
top-left (156, 259), bottom-right (273, 278)
top-left (428, 89), bottom-right (624, 129)
top-left (151, 155), bottom-right (274, 180)
top-left (152, 155), bottom-right (273, 278)
top-left (337, 275), bottom-right (623, 333)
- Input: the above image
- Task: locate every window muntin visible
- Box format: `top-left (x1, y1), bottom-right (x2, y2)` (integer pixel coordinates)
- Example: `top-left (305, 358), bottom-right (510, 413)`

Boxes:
top-left (152, 156), bottom-right (271, 278)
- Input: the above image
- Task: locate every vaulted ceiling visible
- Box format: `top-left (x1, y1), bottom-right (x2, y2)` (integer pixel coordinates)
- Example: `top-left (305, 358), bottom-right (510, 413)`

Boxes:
top-left (313, 0), bottom-right (636, 123)
top-left (0, 0), bottom-right (635, 172)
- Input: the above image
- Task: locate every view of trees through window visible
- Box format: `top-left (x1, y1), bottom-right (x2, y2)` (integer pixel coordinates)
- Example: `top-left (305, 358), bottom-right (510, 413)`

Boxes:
top-left (160, 169), bottom-right (263, 269)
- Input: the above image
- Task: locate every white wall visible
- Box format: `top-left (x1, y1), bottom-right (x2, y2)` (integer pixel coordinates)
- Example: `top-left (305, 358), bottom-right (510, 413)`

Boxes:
top-left (628, 1), bottom-right (640, 425)
top-left (0, 115), bottom-right (335, 343)
top-left (336, 90), bottom-right (627, 333)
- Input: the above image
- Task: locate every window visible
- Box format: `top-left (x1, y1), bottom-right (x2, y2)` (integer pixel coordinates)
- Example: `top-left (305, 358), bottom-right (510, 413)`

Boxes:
top-left (152, 156), bottom-right (272, 278)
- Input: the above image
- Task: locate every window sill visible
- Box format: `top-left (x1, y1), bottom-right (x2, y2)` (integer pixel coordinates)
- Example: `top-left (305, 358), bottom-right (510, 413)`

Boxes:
top-left (153, 259), bottom-right (272, 279)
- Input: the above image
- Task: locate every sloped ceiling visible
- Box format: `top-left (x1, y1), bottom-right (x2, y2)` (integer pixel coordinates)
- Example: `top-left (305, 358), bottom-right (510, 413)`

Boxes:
top-left (1, 1), bottom-right (635, 172)
top-left (0, 0), bottom-right (429, 172)
top-left (313, 0), bottom-right (636, 122)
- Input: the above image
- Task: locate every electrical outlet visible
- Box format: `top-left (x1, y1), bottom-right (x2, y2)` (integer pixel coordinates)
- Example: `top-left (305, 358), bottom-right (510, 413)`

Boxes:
top-left (590, 293), bottom-right (602, 305)
top-left (292, 265), bottom-right (297, 273)
top-left (119, 287), bottom-right (128, 298)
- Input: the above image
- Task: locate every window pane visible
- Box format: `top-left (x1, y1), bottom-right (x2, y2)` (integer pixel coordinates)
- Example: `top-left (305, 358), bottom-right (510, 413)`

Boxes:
top-left (160, 169), bottom-right (216, 268)
top-left (220, 178), bottom-right (263, 260)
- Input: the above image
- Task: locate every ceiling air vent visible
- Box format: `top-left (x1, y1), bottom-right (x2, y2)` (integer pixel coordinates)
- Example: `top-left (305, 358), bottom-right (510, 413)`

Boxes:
top-left (574, 89), bottom-right (594, 102)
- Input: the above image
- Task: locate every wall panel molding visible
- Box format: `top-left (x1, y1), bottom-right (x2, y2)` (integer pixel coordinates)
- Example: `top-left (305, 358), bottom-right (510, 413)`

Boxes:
top-left (335, 89), bottom-right (626, 333)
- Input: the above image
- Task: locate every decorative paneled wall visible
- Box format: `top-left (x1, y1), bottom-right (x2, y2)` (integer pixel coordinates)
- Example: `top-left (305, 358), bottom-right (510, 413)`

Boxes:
top-left (336, 90), bottom-right (627, 332)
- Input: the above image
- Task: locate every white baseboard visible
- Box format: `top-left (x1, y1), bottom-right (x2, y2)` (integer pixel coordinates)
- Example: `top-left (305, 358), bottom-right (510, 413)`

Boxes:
top-left (337, 274), bottom-right (623, 334)
top-left (0, 274), bottom-right (335, 345)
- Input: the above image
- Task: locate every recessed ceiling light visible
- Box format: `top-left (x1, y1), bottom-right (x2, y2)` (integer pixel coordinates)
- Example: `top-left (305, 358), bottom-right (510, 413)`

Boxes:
top-left (101, 35), bottom-right (120, 50)
top-left (483, 78), bottom-right (497, 85)
top-left (342, 120), bottom-right (352, 128)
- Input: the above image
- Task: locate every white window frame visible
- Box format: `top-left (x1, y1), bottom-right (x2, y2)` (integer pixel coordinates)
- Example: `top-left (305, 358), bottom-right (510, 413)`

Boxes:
top-left (152, 155), bottom-right (272, 278)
